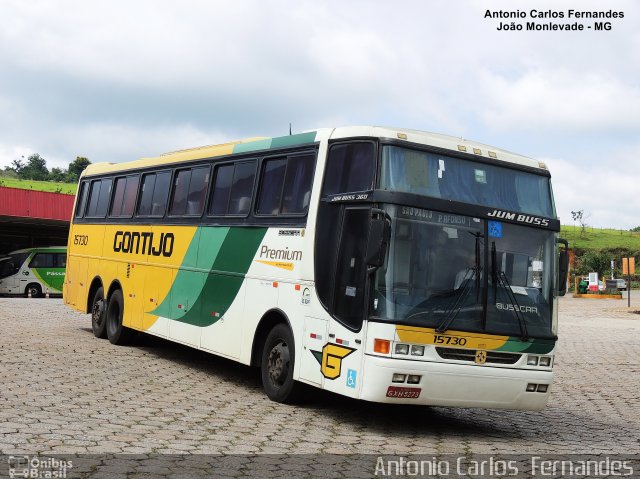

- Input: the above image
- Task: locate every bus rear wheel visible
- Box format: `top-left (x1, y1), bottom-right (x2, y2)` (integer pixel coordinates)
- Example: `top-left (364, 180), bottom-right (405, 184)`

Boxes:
top-left (91, 286), bottom-right (107, 338)
top-left (25, 283), bottom-right (42, 298)
top-left (106, 289), bottom-right (134, 345)
top-left (261, 323), bottom-right (301, 403)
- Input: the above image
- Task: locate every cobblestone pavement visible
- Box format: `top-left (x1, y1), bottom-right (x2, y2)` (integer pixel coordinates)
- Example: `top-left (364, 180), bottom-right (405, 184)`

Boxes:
top-left (0, 295), bottom-right (638, 460)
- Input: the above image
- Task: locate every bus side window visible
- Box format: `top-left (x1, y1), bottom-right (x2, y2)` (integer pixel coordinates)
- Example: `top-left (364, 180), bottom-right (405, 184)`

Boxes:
top-left (110, 175), bottom-right (140, 218)
top-left (55, 253), bottom-right (67, 268)
top-left (29, 253), bottom-right (54, 268)
top-left (75, 181), bottom-right (88, 218)
top-left (209, 160), bottom-right (256, 216)
top-left (138, 171), bottom-right (170, 218)
top-left (170, 166), bottom-right (210, 216)
top-left (322, 142), bottom-right (375, 196)
top-left (256, 153), bottom-right (315, 216)
top-left (85, 179), bottom-right (112, 218)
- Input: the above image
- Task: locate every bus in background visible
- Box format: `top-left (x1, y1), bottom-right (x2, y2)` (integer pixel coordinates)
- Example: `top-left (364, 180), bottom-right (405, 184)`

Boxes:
top-left (0, 247), bottom-right (67, 297)
top-left (63, 126), bottom-right (569, 410)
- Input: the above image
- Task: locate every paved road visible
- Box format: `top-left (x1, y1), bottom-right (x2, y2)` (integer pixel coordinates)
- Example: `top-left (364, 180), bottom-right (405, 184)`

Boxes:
top-left (1, 295), bottom-right (639, 474)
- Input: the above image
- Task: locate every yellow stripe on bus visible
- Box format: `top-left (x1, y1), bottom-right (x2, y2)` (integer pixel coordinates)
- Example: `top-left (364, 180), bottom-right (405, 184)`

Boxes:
top-left (396, 325), bottom-right (509, 350)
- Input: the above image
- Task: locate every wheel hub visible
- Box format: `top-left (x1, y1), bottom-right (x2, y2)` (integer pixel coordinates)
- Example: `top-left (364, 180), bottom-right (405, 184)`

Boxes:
top-left (268, 342), bottom-right (289, 385)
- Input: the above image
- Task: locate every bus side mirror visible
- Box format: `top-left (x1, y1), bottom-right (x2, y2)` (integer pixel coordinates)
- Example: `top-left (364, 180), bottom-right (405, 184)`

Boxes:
top-left (366, 217), bottom-right (391, 271)
top-left (558, 239), bottom-right (569, 296)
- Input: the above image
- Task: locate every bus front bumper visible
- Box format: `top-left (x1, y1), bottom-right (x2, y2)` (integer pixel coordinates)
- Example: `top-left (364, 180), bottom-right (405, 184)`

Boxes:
top-left (359, 354), bottom-right (553, 410)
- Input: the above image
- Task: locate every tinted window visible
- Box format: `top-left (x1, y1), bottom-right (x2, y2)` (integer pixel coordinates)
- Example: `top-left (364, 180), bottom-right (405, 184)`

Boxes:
top-left (333, 208), bottom-right (370, 329)
top-left (75, 182), bottom-right (88, 218)
top-left (380, 146), bottom-right (555, 218)
top-left (85, 180), bottom-right (102, 217)
top-left (210, 161), bottom-right (256, 216)
top-left (257, 154), bottom-right (315, 215)
top-left (110, 177), bottom-right (127, 216)
top-left (122, 176), bottom-right (139, 217)
top-left (137, 174), bottom-right (157, 216)
top-left (138, 172), bottom-right (170, 217)
top-left (323, 143), bottom-right (375, 196)
top-left (169, 169), bottom-right (191, 216)
top-left (29, 253), bottom-right (54, 268)
top-left (257, 159), bottom-right (286, 215)
top-left (55, 253), bottom-right (67, 268)
top-left (151, 172), bottom-right (171, 216)
top-left (86, 179), bottom-right (112, 218)
top-left (170, 167), bottom-right (209, 216)
top-left (110, 175), bottom-right (139, 217)
top-left (281, 154), bottom-right (315, 214)
top-left (186, 167), bottom-right (209, 215)
top-left (209, 164), bottom-right (233, 215)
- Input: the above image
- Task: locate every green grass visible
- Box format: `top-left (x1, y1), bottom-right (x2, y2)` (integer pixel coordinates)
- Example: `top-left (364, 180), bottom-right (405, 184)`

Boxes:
top-left (561, 225), bottom-right (640, 251)
top-left (0, 177), bottom-right (77, 195)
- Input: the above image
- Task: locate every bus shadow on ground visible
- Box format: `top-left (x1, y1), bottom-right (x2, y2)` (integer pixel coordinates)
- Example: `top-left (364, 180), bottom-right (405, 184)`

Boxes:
top-left (78, 326), bottom-right (625, 444)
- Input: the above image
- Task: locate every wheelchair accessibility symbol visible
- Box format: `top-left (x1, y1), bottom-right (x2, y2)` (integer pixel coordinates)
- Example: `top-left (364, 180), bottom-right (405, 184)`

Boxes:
top-left (346, 369), bottom-right (357, 389)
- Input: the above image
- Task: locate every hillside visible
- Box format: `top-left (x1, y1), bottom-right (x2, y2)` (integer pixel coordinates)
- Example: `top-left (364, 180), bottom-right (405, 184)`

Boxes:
top-left (0, 177), bottom-right (77, 195)
top-left (561, 225), bottom-right (640, 251)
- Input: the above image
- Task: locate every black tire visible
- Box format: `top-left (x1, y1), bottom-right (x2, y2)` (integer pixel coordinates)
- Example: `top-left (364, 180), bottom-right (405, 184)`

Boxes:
top-left (261, 323), bottom-right (301, 403)
top-left (25, 283), bottom-right (42, 298)
top-left (91, 286), bottom-right (107, 338)
top-left (106, 289), bottom-right (134, 345)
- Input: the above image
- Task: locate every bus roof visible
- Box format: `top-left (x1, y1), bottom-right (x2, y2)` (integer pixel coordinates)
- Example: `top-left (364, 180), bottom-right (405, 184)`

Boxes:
top-left (81, 126), bottom-right (545, 177)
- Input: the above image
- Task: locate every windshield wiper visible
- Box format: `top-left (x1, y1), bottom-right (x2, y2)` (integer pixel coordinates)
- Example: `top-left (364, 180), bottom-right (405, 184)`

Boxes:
top-left (435, 266), bottom-right (480, 334)
top-left (435, 231), bottom-right (483, 334)
top-left (491, 242), bottom-right (529, 341)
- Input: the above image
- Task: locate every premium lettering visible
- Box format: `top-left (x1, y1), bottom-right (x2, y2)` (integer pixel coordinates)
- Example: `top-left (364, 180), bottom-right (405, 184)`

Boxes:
top-left (259, 245), bottom-right (302, 261)
top-left (113, 231), bottom-right (174, 257)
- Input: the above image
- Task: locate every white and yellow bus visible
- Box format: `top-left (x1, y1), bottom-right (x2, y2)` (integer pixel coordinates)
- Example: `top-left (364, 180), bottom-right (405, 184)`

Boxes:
top-left (64, 126), bottom-right (568, 409)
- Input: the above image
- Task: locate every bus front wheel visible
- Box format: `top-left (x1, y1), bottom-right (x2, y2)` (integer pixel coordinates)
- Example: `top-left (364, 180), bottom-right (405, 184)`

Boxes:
top-left (261, 323), bottom-right (301, 403)
top-left (25, 283), bottom-right (42, 298)
top-left (91, 287), bottom-right (107, 338)
top-left (106, 289), bottom-right (134, 345)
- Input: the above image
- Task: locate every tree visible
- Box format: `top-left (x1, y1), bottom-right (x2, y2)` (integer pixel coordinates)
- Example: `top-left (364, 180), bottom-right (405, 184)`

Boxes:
top-left (631, 226), bottom-right (640, 233)
top-left (19, 154), bottom-right (49, 181)
top-left (575, 250), bottom-right (610, 278)
top-left (49, 167), bottom-right (68, 182)
top-left (11, 158), bottom-right (25, 175)
top-left (67, 156), bottom-right (91, 183)
top-left (571, 210), bottom-right (589, 237)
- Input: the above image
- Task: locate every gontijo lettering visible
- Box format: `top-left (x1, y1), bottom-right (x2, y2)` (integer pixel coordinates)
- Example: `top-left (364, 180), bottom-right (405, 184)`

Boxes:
top-left (113, 231), bottom-right (174, 257)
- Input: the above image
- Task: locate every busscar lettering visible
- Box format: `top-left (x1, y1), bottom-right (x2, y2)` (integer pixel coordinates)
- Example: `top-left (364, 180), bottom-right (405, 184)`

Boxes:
top-left (113, 231), bottom-right (174, 257)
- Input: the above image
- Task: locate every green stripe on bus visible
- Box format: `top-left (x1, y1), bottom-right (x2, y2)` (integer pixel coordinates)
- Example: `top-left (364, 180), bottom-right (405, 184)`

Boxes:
top-left (31, 268), bottom-right (65, 293)
top-left (231, 132), bottom-right (317, 155)
top-left (151, 226), bottom-right (267, 327)
top-left (498, 338), bottom-right (555, 355)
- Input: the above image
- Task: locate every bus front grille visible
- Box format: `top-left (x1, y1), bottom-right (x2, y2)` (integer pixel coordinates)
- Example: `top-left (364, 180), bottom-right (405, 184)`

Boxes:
top-left (435, 347), bottom-right (521, 365)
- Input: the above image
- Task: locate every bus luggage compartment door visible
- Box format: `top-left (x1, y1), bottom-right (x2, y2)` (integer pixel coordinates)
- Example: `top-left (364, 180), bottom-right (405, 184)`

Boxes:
top-left (299, 316), bottom-right (328, 386)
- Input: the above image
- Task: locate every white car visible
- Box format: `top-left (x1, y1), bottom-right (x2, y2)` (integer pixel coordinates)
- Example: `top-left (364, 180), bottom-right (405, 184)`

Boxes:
top-left (613, 278), bottom-right (628, 291)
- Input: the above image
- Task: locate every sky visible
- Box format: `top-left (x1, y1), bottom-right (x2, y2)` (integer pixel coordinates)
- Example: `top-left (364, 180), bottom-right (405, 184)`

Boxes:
top-left (0, 0), bottom-right (638, 228)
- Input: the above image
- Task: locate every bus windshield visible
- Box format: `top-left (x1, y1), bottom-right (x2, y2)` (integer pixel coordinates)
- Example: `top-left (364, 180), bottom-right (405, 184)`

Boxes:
top-left (380, 146), bottom-right (555, 218)
top-left (0, 252), bottom-right (28, 279)
top-left (371, 205), bottom-right (556, 339)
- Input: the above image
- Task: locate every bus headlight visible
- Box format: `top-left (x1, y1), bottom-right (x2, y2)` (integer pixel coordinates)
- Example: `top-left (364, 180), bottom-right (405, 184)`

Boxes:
top-left (411, 345), bottom-right (425, 356)
top-left (527, 355), bottom-right (539, 366)
top-left (539, 356), bottom-right (552, 367)
top-left (395, 344), bottom-right (409, 355)
top-left (392, 374), bottom-right (406, 383)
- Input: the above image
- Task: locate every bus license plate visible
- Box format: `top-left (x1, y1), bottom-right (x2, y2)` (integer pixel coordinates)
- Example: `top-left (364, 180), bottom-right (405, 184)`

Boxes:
top-left (386, 386), bottom-right (421, 399)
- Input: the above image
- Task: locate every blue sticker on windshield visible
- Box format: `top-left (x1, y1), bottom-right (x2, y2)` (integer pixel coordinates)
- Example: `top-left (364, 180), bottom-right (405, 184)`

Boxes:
top-left (488, 221), bottom-right (503, 238)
